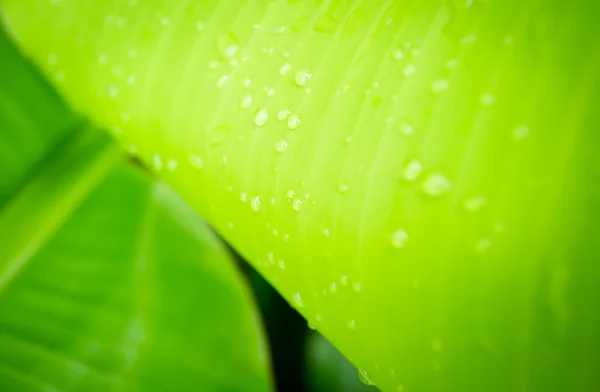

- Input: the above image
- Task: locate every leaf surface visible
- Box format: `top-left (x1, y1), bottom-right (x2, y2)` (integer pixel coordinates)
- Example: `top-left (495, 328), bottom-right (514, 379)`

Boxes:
top-left (4, 1), bottom-right (600, 391)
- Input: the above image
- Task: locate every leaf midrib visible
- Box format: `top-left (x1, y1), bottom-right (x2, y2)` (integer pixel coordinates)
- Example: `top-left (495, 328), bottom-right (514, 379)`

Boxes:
top-left (0, 127), bottom-right (121, 294)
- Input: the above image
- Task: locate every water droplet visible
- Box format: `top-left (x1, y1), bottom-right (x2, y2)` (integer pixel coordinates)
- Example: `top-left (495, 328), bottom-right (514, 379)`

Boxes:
top-left (286, 189), bottom-right (296, 199)
top-left (422, 173), bottom-right (452, 196)
top-left (254, 108), bottom-right (269, 127)
top-left (480, 93), bottom-right (495, 107)
top-left (279, 63), bottom-right (292, 75)
top-left (430, 79), bottom-right (450, 94)
top-left (461, 34), bottom-right (477, 44)
top-left (278, 260), bottom-right (286, 269)
top-left (288, 113), bottom-right (302, 130)
top-left (275, 139), bottom-right (288, 153)
top-left (397, 119), bottom-right (414, 136)
top-left (152, 154), bottom-right (163, 170)
top-left (338, 182), bottom-right (349, 194)
top-left (196, 21), bottom-right (205, 31)
top-left (167, 159), bottom-right (178, 171)
top-left (347, 319), bottom-right (356, 330)
top-left (48, 53), bottom-right (58, 65)
top-left (217, 74), bottom-right (229, 88)
top-left (353, 282), bottom-right (362, 292)
top-left (240, 192), bottom-right (248, 203)
top-left (292, 292), bottom-right (304, 308)
top-left (217, 32), bottom-right (239, 59)
top-left (344, 135), bottom-right (353, 145)
top-left (315, 313), bottom-right (323, 322)
top-left (330, 282), bottom-right (338, 293)
top-left (403, 64), bottom-right (416, 76)
top-left (250, 196), bottom-right (262, 212)
top-left (292, 198), bottom-right (303, 212)
top-left (108, 85), bottom-right (119, 99)
top-left (463, 196), bottom-right (487, 212)
top-left (512, 125), bottom-right (530, 140)
top-left (277, 109), bottom-right (291, 121)
top-left (403, 160), bottom-right (423, 181)
top-left (475, 238), bottom-right (492, 253)
top-left (391, 229), bottom-right (408, 248)
top-left (321, 228), bottom-right (330, 237)
top-left (340, 275), bottom-right (349, 286)
top-left (295, 69), bottom-right (312, 87)
top-left (240, 94), bottom-right (252, 109)
top-left (358, 368), bottom-right (376, 386)
top-left (264, 86), bottom-right (276, 96)
top-left (391, 48), bottom-right (404, 62)
top-left (445, 58), bottom-right (459, 70)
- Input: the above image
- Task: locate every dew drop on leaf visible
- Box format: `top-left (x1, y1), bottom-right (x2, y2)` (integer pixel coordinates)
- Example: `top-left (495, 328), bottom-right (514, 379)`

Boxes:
top-left (254, 108), bottom-right (269, 127)
top-left (358, 368), bottom-right (376, 386)
top-left (391, 229), bottom-right (408, 248)
top-left (422, 173), bottom-right (452, 196)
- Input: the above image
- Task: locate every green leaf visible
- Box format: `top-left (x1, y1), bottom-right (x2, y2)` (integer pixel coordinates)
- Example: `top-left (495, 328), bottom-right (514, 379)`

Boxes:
top-left (4, 1), bottom-right (600, 391)
top-left (0, 26), bottom-right (273, 392)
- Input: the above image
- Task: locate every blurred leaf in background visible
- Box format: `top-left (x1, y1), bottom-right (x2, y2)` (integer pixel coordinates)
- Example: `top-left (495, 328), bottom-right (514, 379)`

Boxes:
top-left (0, 25), bottom-right (273, 392)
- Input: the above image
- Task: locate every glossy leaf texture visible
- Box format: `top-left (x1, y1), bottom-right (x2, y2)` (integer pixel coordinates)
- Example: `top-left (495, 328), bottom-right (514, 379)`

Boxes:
top-left (3, 1), bottom-right (600, 391)
top-left (0, 25), bottom-right (273, 392)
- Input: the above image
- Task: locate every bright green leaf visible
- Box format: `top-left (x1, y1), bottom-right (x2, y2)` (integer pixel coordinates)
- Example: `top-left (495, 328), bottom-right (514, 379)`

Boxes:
top-left (4, 1), bottom-right (600, 391)
top-left (0, 25), bottom-right (273, 392)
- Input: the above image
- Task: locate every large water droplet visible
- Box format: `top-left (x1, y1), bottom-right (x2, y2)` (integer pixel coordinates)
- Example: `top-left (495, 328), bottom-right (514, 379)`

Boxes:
top-left (292, 198), bottom-right (303, 212)
top-left (250, 196), bottom-right (262, 212)
top-left (292, 292), bottom-right (304, 308)
top-left (288, 113), bottom-right (302, 130)
top-left (422, 173), bottom-right (452, 196)
top-left (254, 108), bottom-right (269, 127)
top-left (295, 69), bottom-right (312, 87)
top-left (403, 160), bottom-right (422, 181)
top-left (358, 368), bottom-right (376, 386)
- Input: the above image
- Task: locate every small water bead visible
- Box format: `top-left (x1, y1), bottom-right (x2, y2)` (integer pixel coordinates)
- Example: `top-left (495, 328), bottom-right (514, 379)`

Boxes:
top-left (403, 160), bottom-right (423, 181)
top-left (283, 234), bottom-right (290, 242)
top-left (338, 182), bottom-right (349, 194)
top-left (315, 313), bottom-right (323, 323)
top-left (240, 94), bottom-right (252, 109)
top-left (278, 260), bottom-right (286, 269)
top-left (321, 228), bottom-right (330, 237)
top-left (330, 282), bottom-right (338, 293)
top-left (288, 113), bottom-right (302, 130)
top-left (275, 139), bottom-right (288, 153)
top-left (403, 64), bottom-right (416, 76)
top-left (347, 319), bottom-right (356, 330)
top-left (430, 79), bottom-right (450, 94)
top-left (240, 192), bottom-right (248, 203)
top-left (353, 282), bottom-right (362, 292)
top-left (512, 125), bottom-right (530, 140)
top-left (196, 21), bottom-right (205, 31)
top-left (98, 54), bottom-right (108, 65)
top-left (358, 368), bottom-right (376, 386)
top-left (217, 32), bottom-right (239, 59)
top-left (398, 119), bottom-right (414, 136)
top-left (286, 189), bottom-right (296, 199)
top-left (475, 238), bottom-right (492, 253)
top-left (189, 154), bottom-right (203, 169)
top-left (254, 108), bottom-right (269, 127)
top-left (108, 85), bottom-right (119, 99)
top-left (243, 78), bottom-right (252, 87)
top-left (279, 63), bottom-right (292, 75)
top-left (422, 173), bottom-right (452, 196)
top-left (292, 198), bottom-right (303, 212)
top-left (461, 34), bottom-right (477, 44)
top-left (277, 109), bottom-right (291, 121)
top-left (463, 196), bottom-right (487, 212)
top-left (264, 86), bottom-right (276, 96)
top-left (340, 275), bottom-right (349, 286)
top-left (295, 69), bottom-right (312, 87)
top-left (48, 53), bottom-right (58, 65)
top-left (480, 93), bottom-right (496, 107)
top-left (167, 159), bottom-right (178, 171)
top-left (391, 229), bottom-right (408, 248)
top-left (445, 58), bottom-right (459, 70)
top-left (250, 196), bottom-right (262, 212)
top-left (292, 292), bottom-right (305, 308)
top-left (391, 48), bottom-right (404, 62)
top-left (152, 154), bottom-right (163, 170)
